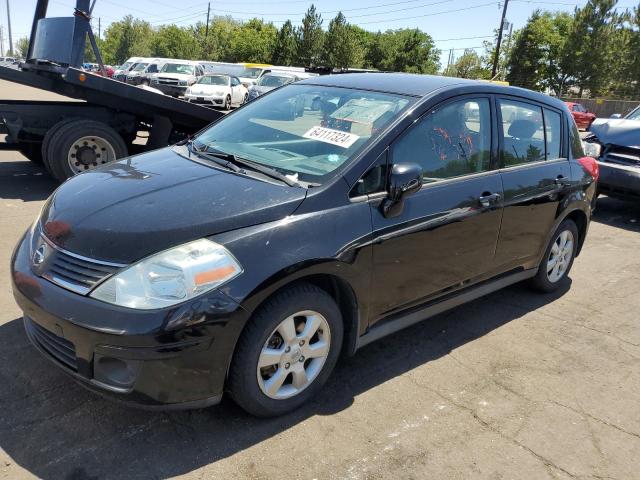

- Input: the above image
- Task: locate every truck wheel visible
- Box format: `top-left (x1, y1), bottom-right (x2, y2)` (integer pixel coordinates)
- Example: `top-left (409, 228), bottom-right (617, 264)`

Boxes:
top-left (42, 119), bottom-right (76, 175)
top-left (46, 120), bottom-right (128, 182)
top-left (228, 283), bottom-right (343, 417)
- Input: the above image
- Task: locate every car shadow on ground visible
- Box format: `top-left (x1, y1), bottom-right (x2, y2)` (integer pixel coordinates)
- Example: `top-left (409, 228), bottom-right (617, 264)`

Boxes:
top-left (592, 196), bottom-right (640, 232)
top-left (0, 281), bottom-right (569, 480)
top-left (0, 159), bottom-right (57, 202)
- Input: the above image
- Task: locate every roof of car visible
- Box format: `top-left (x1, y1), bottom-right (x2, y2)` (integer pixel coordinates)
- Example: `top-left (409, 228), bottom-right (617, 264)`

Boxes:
top-left (297, 73), bottom-right (564, 107)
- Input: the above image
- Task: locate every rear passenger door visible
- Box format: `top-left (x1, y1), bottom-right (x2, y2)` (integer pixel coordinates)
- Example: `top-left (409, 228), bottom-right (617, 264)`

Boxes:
top-left (368, 96), bottom-right (504, 323)
top-left (494, 97), bottom-right (570, 270)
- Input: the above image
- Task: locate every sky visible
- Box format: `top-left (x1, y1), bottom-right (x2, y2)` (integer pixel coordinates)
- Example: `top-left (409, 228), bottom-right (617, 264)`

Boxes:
top-left (1, 0), bottom-right (637, 65)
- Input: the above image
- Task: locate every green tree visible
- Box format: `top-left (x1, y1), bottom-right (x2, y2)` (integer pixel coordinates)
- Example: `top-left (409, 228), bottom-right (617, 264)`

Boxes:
top-left (272, 20), bottom-right (298, 66)
top-left (444, 49), bottom-right (490, 79)
top-left (101, 16), bottom-right (154, 64)
top-left (322, 12), bottom-right (364, 69)
top-left (229, 19), bottom-right (277, 63)
top-left (151, 25), bottom-right (199, 59)
top-left (297, 4), bottom-right (324, 67)
top-left (14, 37), bottom-right (30, 59)
top-left (367, 29), bottom-right (439, 73)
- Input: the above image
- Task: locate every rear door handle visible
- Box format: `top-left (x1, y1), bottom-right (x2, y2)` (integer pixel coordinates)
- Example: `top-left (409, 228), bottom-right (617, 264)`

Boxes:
top-left (478, 192), bottom-right (501, 208)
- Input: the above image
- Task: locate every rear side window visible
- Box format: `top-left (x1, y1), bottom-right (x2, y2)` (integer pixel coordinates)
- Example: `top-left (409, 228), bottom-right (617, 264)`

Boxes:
top-left (569, 118), bottom-right (585, 158)
top-left (543, 109), bottom-right (562, 160)
top-left (392, 98), bottom-right (492, 183)
top-left (499, 100), bottom-right (545, 166)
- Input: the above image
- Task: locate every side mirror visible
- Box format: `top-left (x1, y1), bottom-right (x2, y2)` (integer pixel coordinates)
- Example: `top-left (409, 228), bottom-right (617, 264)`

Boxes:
top-left (382, 163), bottom-right (423, 218)
top-left (610, 113), bottom-right (622, 119)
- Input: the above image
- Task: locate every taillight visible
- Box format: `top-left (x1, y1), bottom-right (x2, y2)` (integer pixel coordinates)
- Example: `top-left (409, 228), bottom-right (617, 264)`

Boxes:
top-left (578, 156), bottom-right (599, 182)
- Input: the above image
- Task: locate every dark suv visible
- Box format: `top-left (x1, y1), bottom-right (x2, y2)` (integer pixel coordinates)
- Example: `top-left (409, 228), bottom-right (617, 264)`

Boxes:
top-left (11, 74), bottom-right (598, 417)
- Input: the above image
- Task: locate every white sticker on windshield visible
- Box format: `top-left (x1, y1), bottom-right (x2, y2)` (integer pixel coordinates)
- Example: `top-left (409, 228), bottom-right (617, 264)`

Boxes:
top-left (303, 126), bottom-right (360, 149)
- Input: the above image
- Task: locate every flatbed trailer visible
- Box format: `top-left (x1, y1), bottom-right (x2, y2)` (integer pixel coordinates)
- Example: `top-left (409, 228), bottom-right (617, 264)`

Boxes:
top-left (0, 0), bottom-right (224, 181)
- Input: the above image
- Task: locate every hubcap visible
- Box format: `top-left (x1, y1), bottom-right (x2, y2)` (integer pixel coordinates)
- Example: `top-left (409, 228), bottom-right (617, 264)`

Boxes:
top-left (67, 136), bottom-right (117, 174)
top-left (257, 310), bottom-right (331, 400)
top-left (547, 229), bottom-right (574, 283)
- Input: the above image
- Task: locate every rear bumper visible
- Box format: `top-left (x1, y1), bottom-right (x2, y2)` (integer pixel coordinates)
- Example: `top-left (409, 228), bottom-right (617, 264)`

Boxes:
top-left (11, 229), bottom-right (249, 409)
top-left (597, 161), bottom-right (640, 200)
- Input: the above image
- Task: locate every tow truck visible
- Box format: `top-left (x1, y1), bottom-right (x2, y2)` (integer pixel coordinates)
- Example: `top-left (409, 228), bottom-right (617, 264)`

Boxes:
top-left (0, 0), bottom-right (223, 181)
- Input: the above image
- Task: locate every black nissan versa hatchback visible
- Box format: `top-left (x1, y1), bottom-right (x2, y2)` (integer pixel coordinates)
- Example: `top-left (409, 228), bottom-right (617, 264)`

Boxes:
top-left (11, 73), bottom-right (598, 417)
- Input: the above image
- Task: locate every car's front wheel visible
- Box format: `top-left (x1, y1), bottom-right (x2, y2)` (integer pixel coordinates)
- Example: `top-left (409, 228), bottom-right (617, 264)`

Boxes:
top-left (228, 283), bottom-right (343, 417)
top-left (530, 219), bottom-right (579, 292)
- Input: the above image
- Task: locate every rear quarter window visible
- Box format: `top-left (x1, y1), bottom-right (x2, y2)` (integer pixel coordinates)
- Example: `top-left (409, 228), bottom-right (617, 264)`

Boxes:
top-left (569, 118), bottom-right (585, 158)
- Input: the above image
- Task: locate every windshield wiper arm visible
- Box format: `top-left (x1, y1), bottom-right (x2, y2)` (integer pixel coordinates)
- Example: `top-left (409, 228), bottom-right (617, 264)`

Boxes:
top-left (185, 140), bottom-right (244, 174)
top-left (202, 147), bottom-right (301, 188)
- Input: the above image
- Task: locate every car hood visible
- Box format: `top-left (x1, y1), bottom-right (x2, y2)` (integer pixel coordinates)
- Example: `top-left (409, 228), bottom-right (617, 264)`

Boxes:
top-left (39, 147), bottom-right (306, 264)
top-left (589, 118), bottom-right (640, 148)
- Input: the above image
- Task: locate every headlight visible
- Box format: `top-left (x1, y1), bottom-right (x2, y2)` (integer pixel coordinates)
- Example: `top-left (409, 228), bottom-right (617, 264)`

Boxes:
top-left (90, 239), bottom-right (242, 309)
top-left (179, 80), bottom-right (188, 86)
top-left (582, 140), bottom-right (602, 159)
top-left (151, 78), bottom-right (158, 84)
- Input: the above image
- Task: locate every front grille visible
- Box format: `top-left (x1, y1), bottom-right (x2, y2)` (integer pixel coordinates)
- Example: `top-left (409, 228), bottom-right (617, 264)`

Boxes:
top-left (37, 236), bottom-right (126, 295)
top-left (158, 77), bottom-right (179, 85)
top-left (25, 317), bottom-right (77, 371)
top-left (603, 146), bottom-right (640, 167)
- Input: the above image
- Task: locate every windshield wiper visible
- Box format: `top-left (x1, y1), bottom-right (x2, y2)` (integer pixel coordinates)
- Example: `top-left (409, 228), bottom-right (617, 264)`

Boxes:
top-left (183, 139), bottom-right (244, 174)
top-left (201, 146), bottom-right (301, 188)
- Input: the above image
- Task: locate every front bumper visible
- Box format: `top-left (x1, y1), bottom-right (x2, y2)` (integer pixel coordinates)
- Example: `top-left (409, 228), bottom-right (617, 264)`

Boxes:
top-left (185, 94), bottom-right (225, 106)
top-left (597, 161), bottom-right (640, 200)
top-left (11, 230), bottom-right (248, 409)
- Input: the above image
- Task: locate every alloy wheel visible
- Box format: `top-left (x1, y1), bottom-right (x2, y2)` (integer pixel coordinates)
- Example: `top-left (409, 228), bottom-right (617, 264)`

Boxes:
top-left (547, 229), bottom-right (574, 283)
top-left (257, 310), bottom-right (331, 400)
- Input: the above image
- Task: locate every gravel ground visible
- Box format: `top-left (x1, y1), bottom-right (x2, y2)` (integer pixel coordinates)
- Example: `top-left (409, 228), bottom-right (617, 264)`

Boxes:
top-left (1, 81), bottom-right (640, 480)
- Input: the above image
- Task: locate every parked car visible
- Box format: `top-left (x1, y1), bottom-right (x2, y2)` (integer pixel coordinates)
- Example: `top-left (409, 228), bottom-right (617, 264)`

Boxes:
top-left (126, 58), bottom-right (167, 86)
top-left (565, 102), bottom-right (596, 130)
top-left (0, 56), bottom-right (17, 66)
top-left (583, 105), bottom-right (640, 200)
top-left (150, 61), bottom-right (204, 97)
top-left (11, 73), bottom-right (597, 417)
top-left (184, 74), bottom-right (248, 109)
top-left (112, 56), bottom-right (144, 82)
top-left (247, 72), bottom-right (307, 102)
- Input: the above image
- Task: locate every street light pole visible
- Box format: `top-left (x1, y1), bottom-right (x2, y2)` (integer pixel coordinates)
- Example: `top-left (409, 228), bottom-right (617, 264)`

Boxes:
top-left (491, 0), bottom-right (509, 79)
top-left (5, 0), bottom-right (13, 56)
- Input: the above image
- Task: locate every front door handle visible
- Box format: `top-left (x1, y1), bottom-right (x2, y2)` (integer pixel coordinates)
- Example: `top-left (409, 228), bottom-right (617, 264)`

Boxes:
top-left (478, 192), bottom-right (501, 208)
top-left (555, 175), bottom-right (570, 187)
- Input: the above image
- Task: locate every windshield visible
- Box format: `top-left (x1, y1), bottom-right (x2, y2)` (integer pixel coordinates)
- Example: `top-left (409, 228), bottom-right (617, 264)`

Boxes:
top-left (198, 75), bottom-right (229, 85)
top-left (161, 64), bottom-right (195, 75)
top-left (626, 107), bottom-right (640, 121)
top-left (120, 61), bottom-right (133, 70)
top-left (240, 67), bottom-right (264, 79)
top-left (132, 63), bottom-right (148, 72)
top-left (258, 75), bottom-right (293, 87)
top-left (194, 84), bottom-right (413, 184)
top-left (208, 64), bottom-right (244, 76)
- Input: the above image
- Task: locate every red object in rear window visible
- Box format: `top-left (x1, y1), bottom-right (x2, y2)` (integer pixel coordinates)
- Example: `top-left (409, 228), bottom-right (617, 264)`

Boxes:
top-left (578, 156), bottom-right (599, 182)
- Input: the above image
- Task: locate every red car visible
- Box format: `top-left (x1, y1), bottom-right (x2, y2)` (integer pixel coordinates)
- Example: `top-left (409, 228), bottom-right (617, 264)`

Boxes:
top-left (565, 102), bottom-right (596, 130)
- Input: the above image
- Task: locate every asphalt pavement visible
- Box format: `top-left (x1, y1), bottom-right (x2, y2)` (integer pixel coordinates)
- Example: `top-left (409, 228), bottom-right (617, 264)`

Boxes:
top-left (1, 81), bottom-right (640, 480)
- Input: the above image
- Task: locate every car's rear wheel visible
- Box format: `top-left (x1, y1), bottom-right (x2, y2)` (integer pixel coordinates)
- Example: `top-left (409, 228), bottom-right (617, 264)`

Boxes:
top-left (225, 95), bottom-right (232, 110)
top-left (228, 283), bottom-right (343, 417)
top-left (530, 219), bottom-right (579, 292)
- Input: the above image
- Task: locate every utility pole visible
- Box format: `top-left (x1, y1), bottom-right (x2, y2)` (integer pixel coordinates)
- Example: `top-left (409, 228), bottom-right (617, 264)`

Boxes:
top-left (501, 21), bottom-right (513, 79)
top-left (0, 25), bottom-right (4, 56)
top-left (491, 0), bottom-right (509, 79)
top-left (98, 17), bottom-right (101, 40)
top-left (5, 0), bottom-right (13, 56)
top-left (205, 2), bottom-right (211, 38)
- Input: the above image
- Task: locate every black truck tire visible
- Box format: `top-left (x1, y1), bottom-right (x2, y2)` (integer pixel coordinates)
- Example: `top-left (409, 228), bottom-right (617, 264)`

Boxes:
top-left (46, 120), bottom-right (128, 182)
top-left (41, 119), bottom-right (78, 176)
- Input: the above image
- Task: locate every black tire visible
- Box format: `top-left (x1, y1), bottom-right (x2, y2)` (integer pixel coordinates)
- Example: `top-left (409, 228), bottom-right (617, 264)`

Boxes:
top-left (228, 283), bottom-right (343, 417)
top-left (243, 93), bottom-right (248, 105)
top-left (46, 120), bottom-right (128, 182)
top-left (225, 95), bottom-right (231, 111)
top-left (18, 142), bottom-right (43, 164)
top-left (42, 119), bottom-right (76, 174)
top-left (529, 219), bottom-right (579, 293)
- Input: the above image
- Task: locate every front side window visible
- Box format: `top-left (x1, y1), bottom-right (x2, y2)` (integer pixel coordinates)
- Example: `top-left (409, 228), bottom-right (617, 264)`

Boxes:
top-left (147, 64), bottom-right (158, 73)
top-left (392, 98), bottom-right (492, 182)
top-left (194, 85), bottom-right (413, 185)
top-left (132, 63), bottom-right (148, 72)
top-left (500, 100), bottom-right (545, 166)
